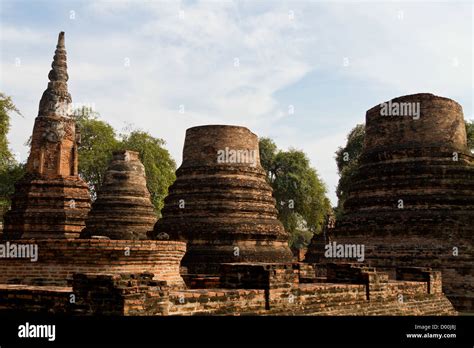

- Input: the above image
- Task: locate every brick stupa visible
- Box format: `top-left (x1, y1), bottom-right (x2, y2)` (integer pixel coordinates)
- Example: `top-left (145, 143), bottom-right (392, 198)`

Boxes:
top-left (150, 125), bottom-right (293, 274)
top-left (305, 93), bottom-right (474, 311)
top-left (3, 32), bottom-right (91, 239)
top-left (81, 150), bottom-right (157, 240)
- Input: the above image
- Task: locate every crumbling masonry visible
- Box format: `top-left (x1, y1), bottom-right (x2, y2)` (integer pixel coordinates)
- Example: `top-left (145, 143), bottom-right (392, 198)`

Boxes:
top-left (0, 32), bottom-right (466, 316)
top-left (306, 93), bottom-right (474, 312)
top-left (150, 125), bottom-right (294, 274)
top-left (3, 32), bottom-right (90, 239)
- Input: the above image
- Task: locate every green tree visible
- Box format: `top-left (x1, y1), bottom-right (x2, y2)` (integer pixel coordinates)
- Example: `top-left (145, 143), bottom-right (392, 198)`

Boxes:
top-left (259, 138), bottom-right (331, 248)
top-left (259, 137), bottom-right (278, 181)
top-left (74, 107), bottom-right (176, 215)
top-left (334, 124), bottom-right (365, 218)
top-left (120, 130), bottom-right (176, 214)
top-left (0, 92), bottom-right (21, 169)
top-left (0, 93), bottom-right (25, 222)
top-left (466, 119), bottom-right (474, 153)
top-left (74, 107), bottom-right (120, 198)
top-left (0, 164), bottom-right (25, 215)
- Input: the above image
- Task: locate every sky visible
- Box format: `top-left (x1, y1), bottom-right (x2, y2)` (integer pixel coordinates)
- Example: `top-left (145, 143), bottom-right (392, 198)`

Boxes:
top-left (0, 0), bottom-right (472, 205)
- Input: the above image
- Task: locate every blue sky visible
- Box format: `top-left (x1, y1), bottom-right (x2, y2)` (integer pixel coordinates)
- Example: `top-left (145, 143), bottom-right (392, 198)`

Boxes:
top-left (1, 0), bottom-right (472, 205)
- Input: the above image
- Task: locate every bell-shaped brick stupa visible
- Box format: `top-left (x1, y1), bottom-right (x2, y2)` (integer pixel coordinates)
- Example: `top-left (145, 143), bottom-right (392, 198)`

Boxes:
top-left (150, 125), bottom-right (293, 274)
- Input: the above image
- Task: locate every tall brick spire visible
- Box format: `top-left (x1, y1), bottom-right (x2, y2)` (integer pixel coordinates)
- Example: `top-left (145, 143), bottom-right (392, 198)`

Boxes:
top-left (3, 32), bottom-right (91, 239)
top-left (27, 31), bottom-right (76, 176)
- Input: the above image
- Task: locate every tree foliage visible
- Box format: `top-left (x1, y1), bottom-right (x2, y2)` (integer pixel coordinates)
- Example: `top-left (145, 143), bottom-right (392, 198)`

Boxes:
top-left (0, 164), bottom-right (25, 215)
top-left (0, 93), bottom-right (25, 221)
top-left (334, 124), bottom-right (365, 218)
top-left (466, 119), bottom-right (474, 153)
top-left (0, 92), bottom-right (21, 169)
top-left (74, 107), bottom-right (176, 214)
top-left (121, 130), bottom-right (176, 213)
top-left (74, 107), bottom-right (120, 198)
top-left (259, 137), bottom-right (331, 248)
top-left (74, 107), bottom-right (119, 198)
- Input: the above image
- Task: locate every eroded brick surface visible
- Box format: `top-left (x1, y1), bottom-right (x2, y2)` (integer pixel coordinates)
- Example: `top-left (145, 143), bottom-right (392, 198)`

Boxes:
top-left (3, 32), bottom-right (90, 239)
top-left (150, 125), bottom-right (294, 274)
top-left (0, 265), bottom-right (457, 316)
top-left (0, 239), bottom-right (186, 289)
top-left (306, 94), bottom-right (474, 312)
top-left (81, 150), bottom-right (157, 240)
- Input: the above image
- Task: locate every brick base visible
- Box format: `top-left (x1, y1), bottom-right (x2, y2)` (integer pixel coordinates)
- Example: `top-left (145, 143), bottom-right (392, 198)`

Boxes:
top-left (0, 239), bottom-right (186, 288)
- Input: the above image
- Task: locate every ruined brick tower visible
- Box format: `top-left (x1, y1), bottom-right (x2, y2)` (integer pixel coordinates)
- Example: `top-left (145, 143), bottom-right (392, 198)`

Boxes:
top-left (3, 32), bottom-right (91, 239)
top-left (81, 150), bottom-right (157, 240)
top-left (332, 93), bottom-right (473, 236)
top-left (306, 93), bottom-right (474, 311)
top-left (150, 125), bottom-right (293, 274)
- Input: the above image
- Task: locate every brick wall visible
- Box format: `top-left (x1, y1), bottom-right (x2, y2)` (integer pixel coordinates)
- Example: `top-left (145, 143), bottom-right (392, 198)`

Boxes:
top-left (0, 239), bottom-right (186, 288)
top-left (313, 235), bottom-right (473, 311)
top-left (71, 272), bottom-right (170, 316)
top-left (0, 263), bottom-right (458, 316)
top-left (168, 289), bottom-right (267, 315)
top-left (171, 262), bottom-right (457, 315)
top-left (0, 284), bottom-right (70, 314)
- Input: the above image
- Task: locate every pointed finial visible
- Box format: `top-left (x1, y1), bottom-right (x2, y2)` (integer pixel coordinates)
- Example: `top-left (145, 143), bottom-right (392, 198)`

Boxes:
top-left (38, 31), bottom-right (72, 117)
top-left (48, 31), bottom-right (68, 83)
top-left (57, 31), bottom-right (65, 49)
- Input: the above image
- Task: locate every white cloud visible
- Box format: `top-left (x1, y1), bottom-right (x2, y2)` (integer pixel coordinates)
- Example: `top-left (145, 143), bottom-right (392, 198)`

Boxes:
top-left (0, 26), bottom-right (49, 44)
top-left (1, 0), bottom-right (471, 208)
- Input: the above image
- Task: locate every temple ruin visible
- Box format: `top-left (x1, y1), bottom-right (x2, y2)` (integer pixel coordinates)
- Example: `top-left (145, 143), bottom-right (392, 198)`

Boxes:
top-left (0, 32), bottom-right (186, 290)
top-left (306, 93), bottom-right (474, 312)
top-left (0, 33), bottom-right (465, 316)
top-left (150, 125), bottom-right (294, 274)
top-left (3, 32), bottom-right (90, 239)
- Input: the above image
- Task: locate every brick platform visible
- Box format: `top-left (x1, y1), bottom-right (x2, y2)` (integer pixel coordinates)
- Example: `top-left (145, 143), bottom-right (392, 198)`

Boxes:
top-left (0, 263), bottom-right (457, 316)
top-left (0, 239), bottom-right (186, 288)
